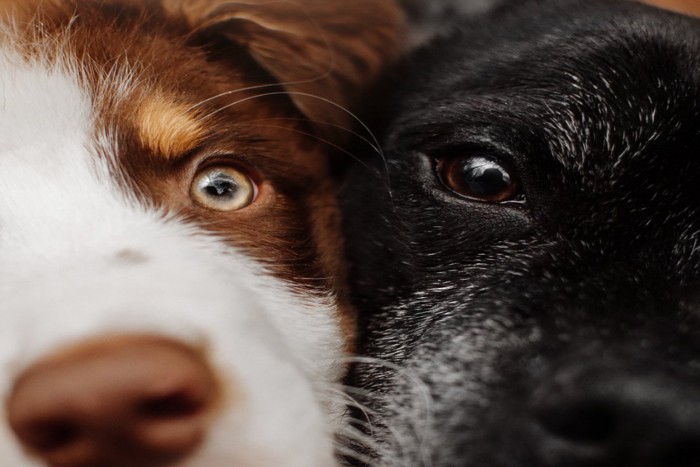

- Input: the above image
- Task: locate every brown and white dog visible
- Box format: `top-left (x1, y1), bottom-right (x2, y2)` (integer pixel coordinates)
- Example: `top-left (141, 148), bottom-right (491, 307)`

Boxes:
top-left (0, 1), bottom-right (401, 466)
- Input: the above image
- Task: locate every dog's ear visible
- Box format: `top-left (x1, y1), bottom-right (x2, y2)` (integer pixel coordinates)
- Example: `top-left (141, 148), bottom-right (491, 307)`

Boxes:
top-left (643, 0), bottom-right (700, 16)
top-left (169, 0), bottom-right (404, 136)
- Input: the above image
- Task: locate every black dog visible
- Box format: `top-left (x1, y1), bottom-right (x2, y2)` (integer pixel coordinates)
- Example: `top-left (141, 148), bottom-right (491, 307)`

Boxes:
top-left (342, 1), bottom-right (700, 466)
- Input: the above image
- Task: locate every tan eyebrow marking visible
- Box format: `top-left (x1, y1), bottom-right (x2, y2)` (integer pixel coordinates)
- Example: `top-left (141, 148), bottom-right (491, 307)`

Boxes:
top-left (136, 93), bottom-right (205, 160)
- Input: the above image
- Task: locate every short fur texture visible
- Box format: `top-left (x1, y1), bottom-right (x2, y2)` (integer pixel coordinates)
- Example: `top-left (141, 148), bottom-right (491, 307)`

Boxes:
top-left (0, 0), bottom-right (402, 465)
top-left (342, 1), bottom-right (700, 466)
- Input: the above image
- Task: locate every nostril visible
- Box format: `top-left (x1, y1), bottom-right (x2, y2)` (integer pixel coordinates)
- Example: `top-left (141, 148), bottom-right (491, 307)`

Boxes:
top-left (659, 439), bottom-right (700, 467)
top-left (536, 401), bottom-right (616, 445)
top-left (138, 389), bottom-right (206, 420)
top-left (528, 365), bottom-right (700, 467)
top-left (7, 335), bottom-right (221, 466)
top-left (24, 419), bottom-right (82, 452)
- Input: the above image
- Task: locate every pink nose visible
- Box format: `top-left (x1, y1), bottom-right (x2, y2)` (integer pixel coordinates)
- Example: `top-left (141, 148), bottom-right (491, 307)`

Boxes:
top-left (7, 335), bottom-right (220, 467)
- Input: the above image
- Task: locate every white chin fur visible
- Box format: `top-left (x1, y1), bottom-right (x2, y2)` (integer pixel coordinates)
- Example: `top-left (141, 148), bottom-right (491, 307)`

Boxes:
top-left (0, 43), bottom-right (343, 467)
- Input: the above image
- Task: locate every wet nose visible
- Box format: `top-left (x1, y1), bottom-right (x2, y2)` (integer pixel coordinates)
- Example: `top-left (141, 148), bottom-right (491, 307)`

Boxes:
top-left (531, 365), bottom-right (700, 467)
top-left (7, 335), bottom-right (220, 467)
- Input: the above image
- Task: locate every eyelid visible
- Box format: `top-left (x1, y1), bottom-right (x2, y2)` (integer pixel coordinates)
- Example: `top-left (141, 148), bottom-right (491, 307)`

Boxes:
top-left (193, 152), bottom-right (264, 186)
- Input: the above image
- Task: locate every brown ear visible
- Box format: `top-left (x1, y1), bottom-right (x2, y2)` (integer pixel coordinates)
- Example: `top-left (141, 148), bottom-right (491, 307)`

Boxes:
top-left (642, 0), bottom-right (700, 16)
top-left (169, 0), bottom-right (404, 136)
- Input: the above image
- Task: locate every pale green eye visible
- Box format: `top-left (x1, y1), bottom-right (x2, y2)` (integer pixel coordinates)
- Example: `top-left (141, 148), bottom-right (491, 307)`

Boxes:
top-left (190, 166), bottom-right (255, 211)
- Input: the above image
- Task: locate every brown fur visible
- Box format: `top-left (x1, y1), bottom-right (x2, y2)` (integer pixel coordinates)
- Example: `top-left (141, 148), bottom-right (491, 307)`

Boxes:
top-left (2, 0), bottom-right (404, 347)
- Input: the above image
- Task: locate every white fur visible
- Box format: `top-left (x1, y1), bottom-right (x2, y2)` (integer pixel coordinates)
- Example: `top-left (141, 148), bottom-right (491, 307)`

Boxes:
top-left (0, 43), bottom-right (344, 467)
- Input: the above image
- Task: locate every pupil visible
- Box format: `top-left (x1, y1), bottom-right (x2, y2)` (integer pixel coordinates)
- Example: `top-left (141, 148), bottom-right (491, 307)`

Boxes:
top-left (463, 160), bottom-right (510, 196)
top-left (205, 175), bottom-right (238, 198)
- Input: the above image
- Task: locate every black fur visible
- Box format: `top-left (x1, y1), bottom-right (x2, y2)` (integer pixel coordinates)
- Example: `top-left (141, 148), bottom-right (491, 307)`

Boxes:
top-left (342, 1), bottom-right (700, 466)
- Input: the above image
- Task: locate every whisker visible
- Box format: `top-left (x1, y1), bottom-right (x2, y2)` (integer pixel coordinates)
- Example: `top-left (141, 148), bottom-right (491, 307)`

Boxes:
top-left (186, 0), bottom-right (337, 111)
top-left (231, 122), bottom-right (378, 175)
top-left (340, 356), bottom-right (437, 467)
top-left (234, 116), bottom-right (382, 157)
top-left (335, 444), bottom-right (375, 467)
top-left (201, 91), bottom-right (386, 170)
top-left (326, 386), bottom-right (377, 432)
top-left (187, 81), bottom-right (295, 113)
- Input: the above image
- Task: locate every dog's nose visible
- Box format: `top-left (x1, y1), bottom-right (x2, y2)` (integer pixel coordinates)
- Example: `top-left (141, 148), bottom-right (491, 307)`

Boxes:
top-left (7, 335), bottom-right (220, 467)
top-left (531, 366), bottom-right (700, 466)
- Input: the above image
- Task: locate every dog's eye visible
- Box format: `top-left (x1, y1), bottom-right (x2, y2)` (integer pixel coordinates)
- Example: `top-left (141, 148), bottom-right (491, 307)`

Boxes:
top-left (439, 155), bottom-right (520, 203)
top-left (191, 166), bottom-right (256, 211)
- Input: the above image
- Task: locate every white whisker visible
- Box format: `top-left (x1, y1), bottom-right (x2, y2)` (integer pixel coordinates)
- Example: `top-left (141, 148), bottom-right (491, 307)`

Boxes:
top-left (187, 0), bottom-right (337, 111)
top-left (339, 356), bottom-right (437, 467)
top-left (234, 116), bottom-right (383, 157)
top-left (202, 91), bottom-right (385, 164)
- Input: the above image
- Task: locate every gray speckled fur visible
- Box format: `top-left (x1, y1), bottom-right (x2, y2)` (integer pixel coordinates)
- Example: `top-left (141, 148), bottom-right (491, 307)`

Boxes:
top-left (342, 1), bottom-right (700, 466)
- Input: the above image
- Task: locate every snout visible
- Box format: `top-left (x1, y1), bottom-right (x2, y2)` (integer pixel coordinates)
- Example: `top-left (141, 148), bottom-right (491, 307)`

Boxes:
top-left (0, 212), bottom-right (341, 466)
top-left (529, 362), bottom-right (700, 466)
top-left (7, 335), bottom-right (220, 467)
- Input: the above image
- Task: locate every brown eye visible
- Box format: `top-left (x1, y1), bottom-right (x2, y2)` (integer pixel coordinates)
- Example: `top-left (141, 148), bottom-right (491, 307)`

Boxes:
top-left (190, 166), bottom-right (256, 211)
top-left (439, 155), bottom-right (520, 203)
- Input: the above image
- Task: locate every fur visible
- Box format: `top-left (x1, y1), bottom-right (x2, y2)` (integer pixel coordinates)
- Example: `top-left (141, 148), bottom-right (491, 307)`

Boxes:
top-left (0, 0), bottom-right (402, 465)
top-left (342, 1), bottom-right (700, 466)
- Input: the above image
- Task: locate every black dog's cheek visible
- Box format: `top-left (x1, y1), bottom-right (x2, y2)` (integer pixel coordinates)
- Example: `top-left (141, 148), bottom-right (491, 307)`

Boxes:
top-left (350, 294), bottom-right (546, 467)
